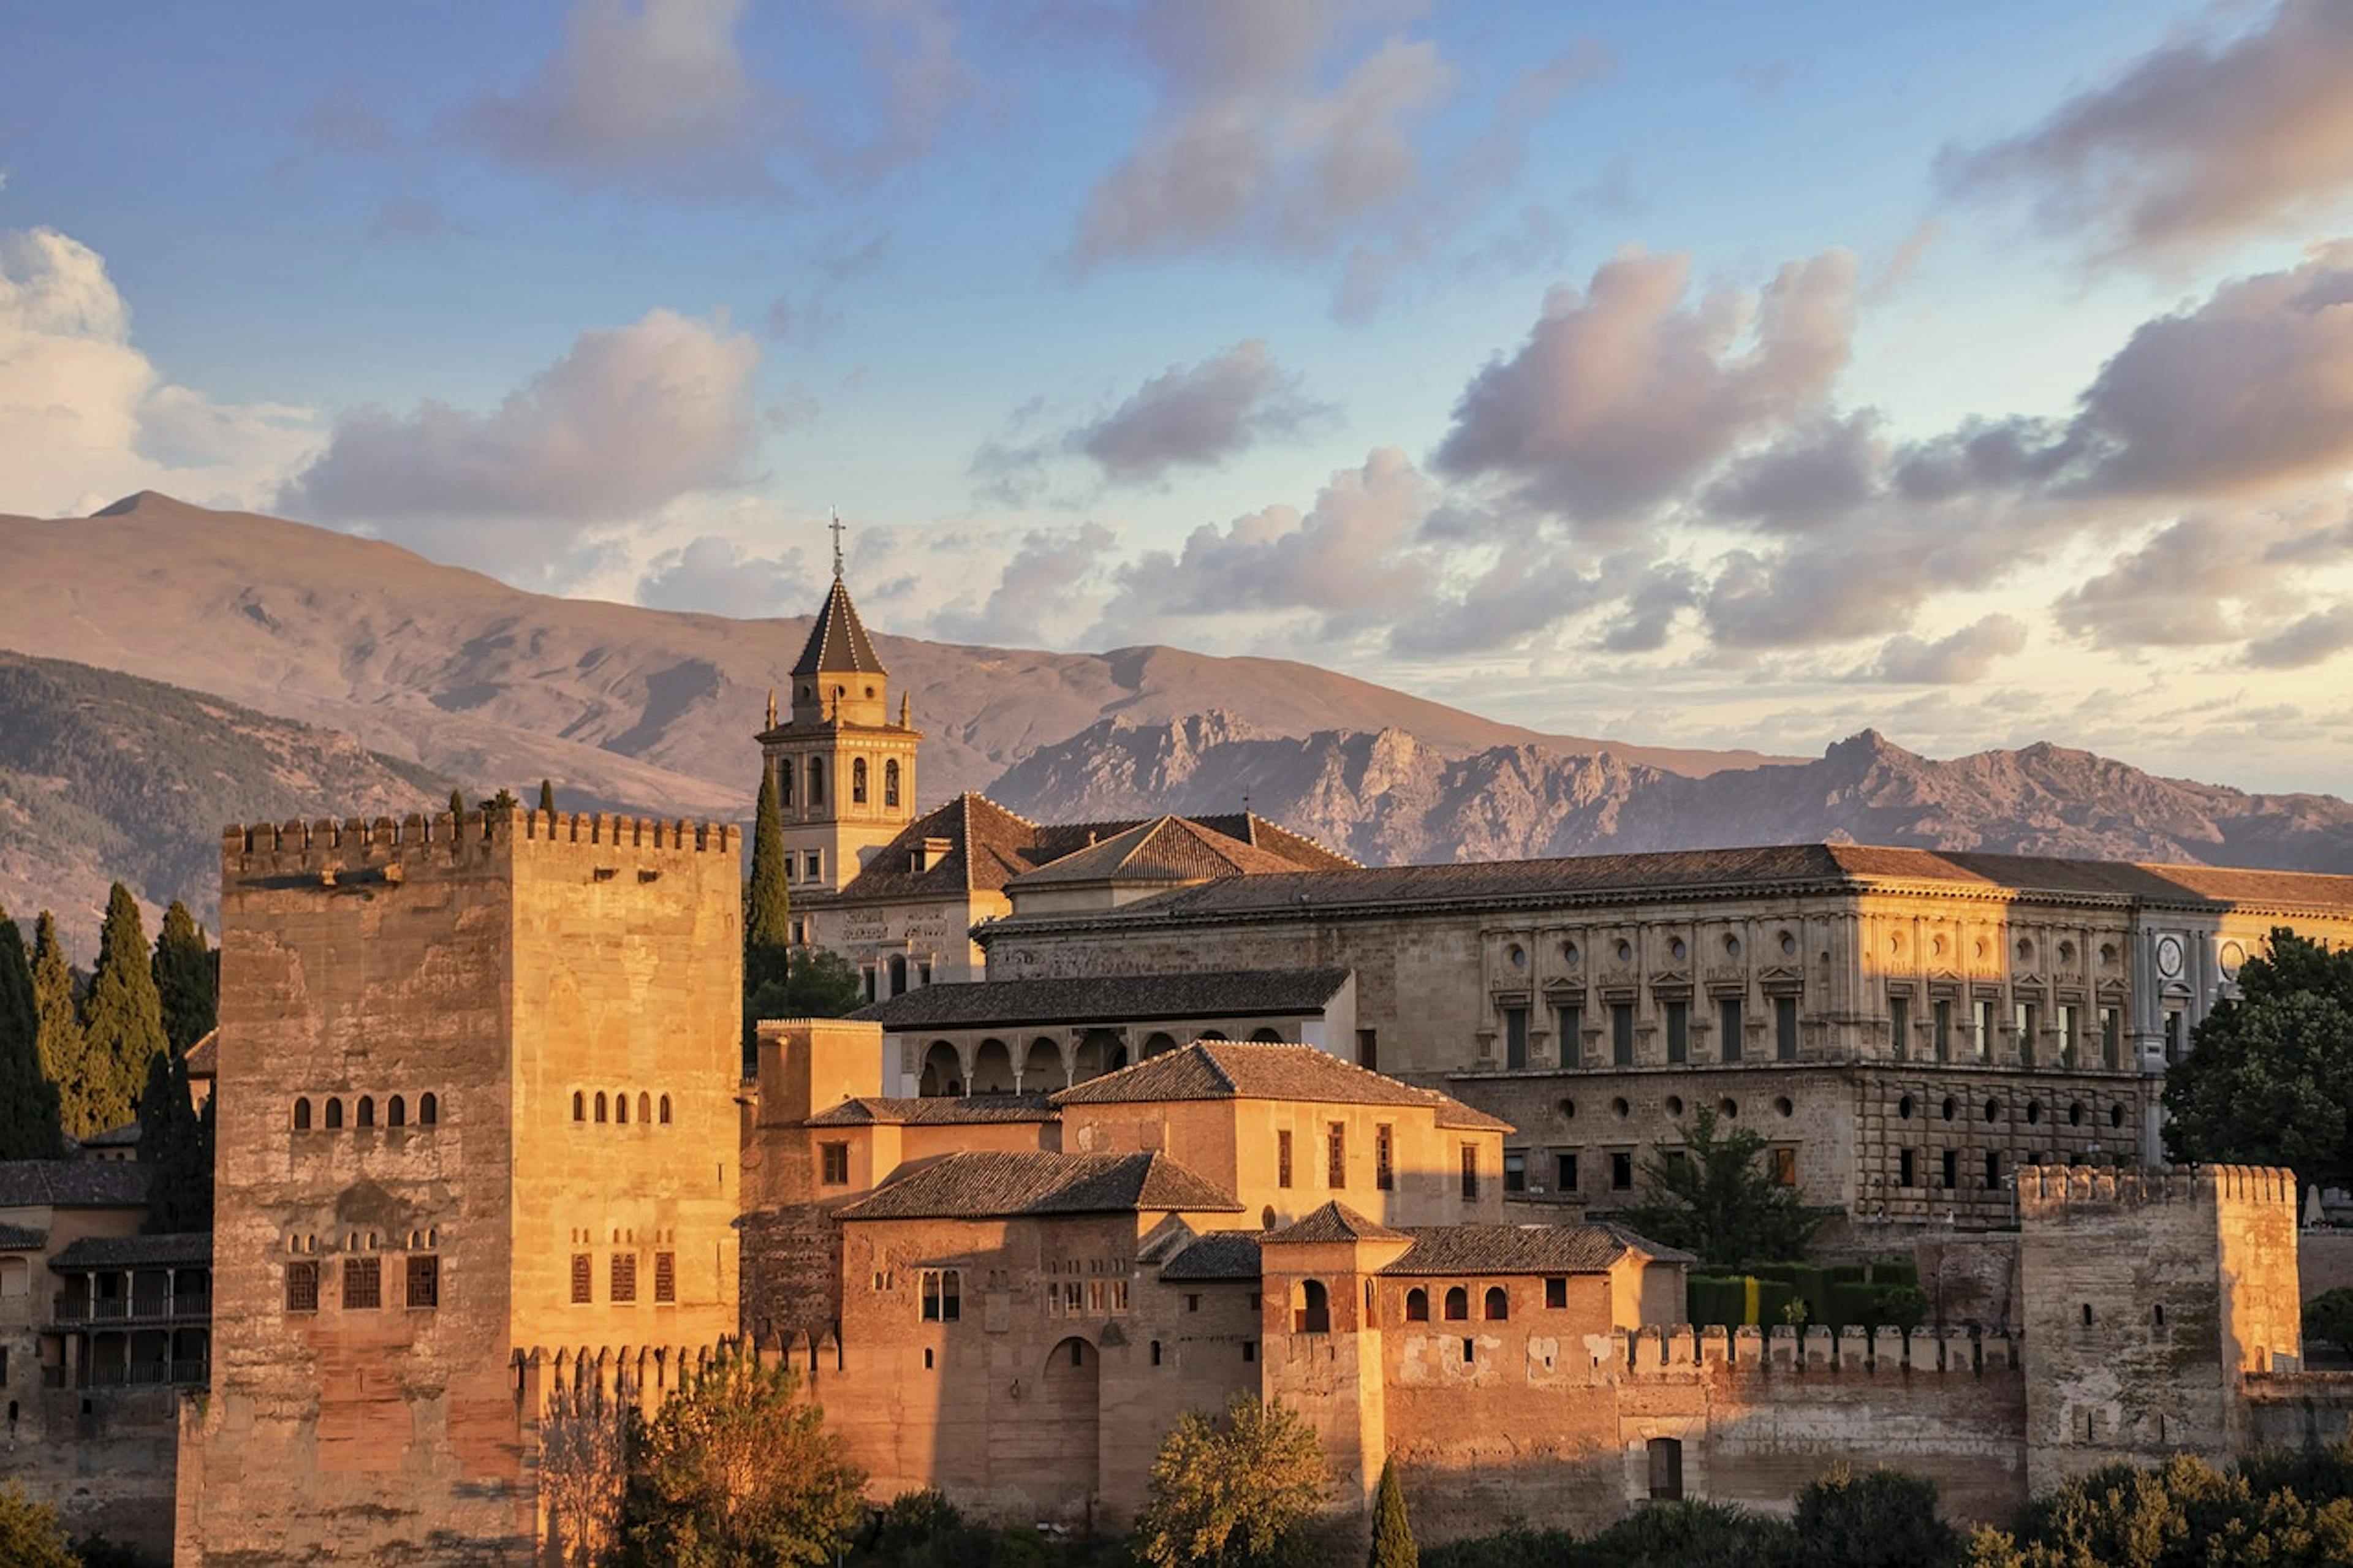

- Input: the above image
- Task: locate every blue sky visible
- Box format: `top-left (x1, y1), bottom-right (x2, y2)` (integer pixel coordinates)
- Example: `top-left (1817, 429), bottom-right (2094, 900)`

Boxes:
top-left (4, 1), bottom-right (2351, 790)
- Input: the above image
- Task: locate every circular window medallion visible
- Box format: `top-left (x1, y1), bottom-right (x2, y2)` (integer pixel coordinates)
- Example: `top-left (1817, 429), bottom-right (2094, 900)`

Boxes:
top-left (1670, 937), bottom-right (1688, 962)
top-left (1719, 1097), bottom-right (1740, 1119)
top-left (1611, 1097), bottom-right (1631, 1119)
top-left (1559, 1097), bottom-right (1577, 1120)
top-left (1898, 1095), bottom-right (1915, 1119)
top-left (1615, 939), bottom-right (1634, 964)
top-left (1724, 934), bottom-right (1743, 958)
top-left (1773, 1096), bottom-right (1794, 1118)
top-left (1984, 1099), bottom-right (2002, 1123)
top-left (1562, 941), bottom-right (1580, 965)
top-left (1941, 1097), bottom-right (1958, 1121)
top-left (2156, 935), bottom-right (2185, 979)
top-left (1665, 1095), bottom-right (1685, 1118)
top-left (2220, 940), bottom-right (2246, 979)
top-left (1507, 944), bottom-right (1527, 970)
top-left (1778, 931), bottom-right (1797, 956)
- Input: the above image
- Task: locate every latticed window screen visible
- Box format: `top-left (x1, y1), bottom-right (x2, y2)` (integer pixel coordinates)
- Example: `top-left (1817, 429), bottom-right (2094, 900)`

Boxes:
top-left (570, 1254), bottom-right (592, 1304)
top-left (406, 1254), bottom-right (439, 1309)
top-left (286, 1261), bottom-right (319, 1313)
top-left (343, 1256), bottom-right (381, 1310)
top-left (611, 1252), bottom-right (637, 1303)
top-left (654, 1252), bottom-right (676, 1303)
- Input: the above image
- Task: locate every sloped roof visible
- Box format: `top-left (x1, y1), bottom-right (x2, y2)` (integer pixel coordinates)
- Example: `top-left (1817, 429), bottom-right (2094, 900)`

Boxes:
top-left (50, 1232), bottom-right (210, 1271)
top-left (0, 1223), bottom-right (47, 1251)
top-left (805, 1094), bottom-right (1058, 1127)
top-left (837, 1150), bottom-right (1243, 1221)
top-left (1050, 1041), bottom-right (1514, 1133)
top-left (851, 968), bottom-right (1351, 1031)
top-left (1005, 815), bottom-right (1314, 890)
top-left (1264, 1201), bottom-right (1406, 1245)
top-left (78, 1119), bottom-right (143, 1149)
top-left (790, 576), bottom-right (887, 677)
top-left (186, 1029), bottom-right (218, 1080)
top-left (1379, 1222), bottom-right (1692, 1276)
top-left (1159, 1231), bottom-right (1264, 1281)
top-left (0, 1161), bottom-right (151, 1210)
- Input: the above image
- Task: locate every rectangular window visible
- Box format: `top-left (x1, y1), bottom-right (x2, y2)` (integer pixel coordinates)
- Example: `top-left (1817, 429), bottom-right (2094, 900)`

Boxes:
top-left (1665, 1001), bottom-right (1688, 1065)
top-left (1375, 1125), bottom-right (1394, 1191)
top-left (610, 1252), bottom-right (637, 1304)
top-left (1556, 1151), bottom-right (1579, 1192)
top-left (1889, 994), bottom-right (1909, 1061)
top-left (2063, 1004), bottom-right (2083, 1067)
top-left (1545, 1276), bottom-right (1568, 1309)
top-left (920, 1268), bottom-right (962, 1322)
top-left (570, 1253), bottom-right (592, 1305)
top-left (1942, 1149), bottom-right (1959, 1190)
top-left (1933, 998), bottom-right (1952, 1063)
top-left (343, 1256), bottom-right (381, 1311)
top-left (820, 1142), bottom-right (850, 1184)
top-left (1185, 1293), bottom-right (1200, 1314)
top-left (2017, 1001), bottom-right (2038, 1067)
top-left (655, 1252), bottom-right (676, 1303)
top-left (2101, 1007), bottom-right (2121, 1070)
top-left (1327, 1123), bottom-right (1346, 1189)
top-left (1061, 1281), bottom-right (1082, 1315)
top-left (2164, 1009), bottom-right (2184, 1064)
top-left (406, 1254), bottom-right (439, 1309)
top-left (286, 1260), bottom-right (320, 1314)
top-left (1503, 1149), bottom-right (1526, 1194)
top-left (1719, 998), bottom-right (1743, 1062)
top-left (1357, 1028), bottom-right (1378, 1070)
top-left (1556, 1003), bottom-right (1582, 1069)
top-left (1610, 1151), bottom-right (1634, 1191)
top-left (1460, 1144), bottom-right (1479, 1200)
top-left (1502, 1006), bottom-right (1528, 1070)
top-left (1976, 999), bottom-right (1998, 1063)
top-left (1775, 995), bottom-right (1799, 1061)
top-left (1276, 1129), bottom-right (1293, 1189)
top-left (1611, 1003), bottom-right (1635, 1066)
top-left (1087, 1280), bottom-right (1104, 1313)
top-left (1985, 1149), bottom-right (2003, 1189)
top-left (1898, 1149), bottom-right (1917, 1189)
top-left (1771, 1148), bottom-right (1797, 1187)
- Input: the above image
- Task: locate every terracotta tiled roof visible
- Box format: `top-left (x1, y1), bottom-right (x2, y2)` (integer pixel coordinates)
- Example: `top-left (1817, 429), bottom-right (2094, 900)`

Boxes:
top-left (78, 1119), bottom-right (143, 1149)
top-left (1005, 816), bottom-right (1314, 890)
top-left (805, 1094), bottom-right (1058, 1127)
top-left (790, 576), bottom-right (887, 676)
top-left (186, 1029), bottom-right (218, 1079)
top-left (1264, 1201), bottom-right (1406, 1244)
top-left (0, 1223), bottom-right (47, 1251)
top-left (1050, 1042), bottom-right (1511, 1137)
top-left (0, 1161), bottom-right (151, 1210)
top-left (49, 1232), bottom-right (211, 1271)
top-left (1159, 1231), bottom-right (1264, 1281)
top-left (851, 968), bottom-right (1351, 1031)
top-left (1379, 1222), bottom-right (1692, 1276)
top-left (836, 1150), bottom-right (1242, 1221)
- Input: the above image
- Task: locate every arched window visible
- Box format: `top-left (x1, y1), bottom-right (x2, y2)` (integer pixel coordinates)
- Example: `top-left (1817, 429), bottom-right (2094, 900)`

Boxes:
top-left (1405, 1288), bottom-right (1428, 1322)
top-left (615, 1092), bottom-right (629, 1125)
top-left (637, 1092), bottom-right (651, 1124)
top-left (387, 1095), bottom-right (406, 1127)
top-left (1248, 1028), bottom-right (1284, 1042)
top-left (889, 955), bottom-right (908, 996)
top-left (1294, 1280), bottom-right (1330, 1334)
top-left (420, 1093), bottom-right (438, 1126)
top-left (808, 758), bottom-right (825, 806)
top-left (1198, 1030), bottom-right (1230, 1042)
top-left (594, 1093), bottom-right (608, 1124)
top-left (357, 1096), bottom-right (375, 1128)
top-left (1444, 1286), bottom-right (1469, 1321)
top-left (778, 759), bottom-right (794, 807)
top-left (852, 757), bottom-right (868, 804)
top-left (1484, 1286), bottom-right (1509, 1321)
top-left (292, 1097), bottom-right (311, 1131)
top-left (884, 759), bottom-right (901, 807)
top-left (325, 1098), bottom-right (344, 1130)
top-left (658, 1095), bottom-right (671, 1125)
top-left (572, 1091), bottom-right (585, 1123)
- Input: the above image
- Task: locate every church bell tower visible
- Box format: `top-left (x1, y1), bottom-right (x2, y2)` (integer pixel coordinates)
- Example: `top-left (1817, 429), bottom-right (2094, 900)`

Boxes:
top-left (755, 518), bottom-right (921, 893)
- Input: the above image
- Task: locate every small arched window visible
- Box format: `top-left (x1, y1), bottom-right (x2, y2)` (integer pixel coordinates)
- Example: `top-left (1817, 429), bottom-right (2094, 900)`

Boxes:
top-left (2082, 1303), bottom-right (2094, 1327)
top-left (852, 757), bottom-right (868, 804)
top-left (594, 1093), bottom-right (608, 1124)
top-left (572, 1091), bottom-right (585, 1122)
top-left (1294, 1279), bottom-right (1330, 1335)
top-left (1444, 1286), bottom-right (1469, 1321)
top-left (387, 1095), bottom-right (406, 1127)
top-left (1405, 1288), bottom-right (1429, 1322)
top-left (615, 1093), bottom-right (629, 1126)
top-left (292, 1097), bottom-right (312, 1131)
top-left (778, 759), bottom-right (794, 808)
top-left (808, 758), bottom-right (825, 806)
top-left (884, 758), bottom-right (901, 807)
top-left (420, 1093), bottom-right (438, 1126)
top-left (357, 1096), bottom-right (375, 1128)
top-left (658, 1095), bottom-right (672, 1125)
top-left (1484, 1286), bottom-right (1509, 1321)
top-left (637, 1092), bottom-right (651, 1124)
top-left (325, 1098), bottom-right (344, 1130)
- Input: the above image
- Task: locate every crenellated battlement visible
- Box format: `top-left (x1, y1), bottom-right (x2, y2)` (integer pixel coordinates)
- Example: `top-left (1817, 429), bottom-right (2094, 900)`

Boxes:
top-left (2014, 1162), bottom-right (2298, 1218)
top-left (221, 807), bottom-right (739, 882)
top-left (1614, 1322), bottom-right (2023, 1380)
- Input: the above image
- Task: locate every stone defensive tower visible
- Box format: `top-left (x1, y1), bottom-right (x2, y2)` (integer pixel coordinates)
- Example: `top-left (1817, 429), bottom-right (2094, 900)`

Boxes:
top-left (176, 808), bottom-right (743, 1564)
top-left (2016, 1163), bottom-right (2302, 1494)
top-left (756, 530), bottom-right (921, 895)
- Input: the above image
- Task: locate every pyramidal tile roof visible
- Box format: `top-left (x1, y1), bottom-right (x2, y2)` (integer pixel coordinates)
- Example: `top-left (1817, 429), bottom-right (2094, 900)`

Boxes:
top-left (1264, 1200), bottom-right (1406, 1244)
top-left (1048, 1040), bottom-right (1514, 1132)
top-left (1004, 814), bottom-right (1313, 889)
top-left (835, 1149), bottom-right (1242, 1221)
top-left (791, 575), bottom-right (887, 678)
top-left (805, 1094), bottom-right (1058, 1127)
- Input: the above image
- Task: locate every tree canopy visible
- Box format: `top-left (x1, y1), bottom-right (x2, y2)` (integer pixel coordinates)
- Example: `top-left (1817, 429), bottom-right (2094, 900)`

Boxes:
top-left (0, 903), bottom-right (63, 1158)
top-left (138, 1042), bottom-right (211, 1233)
top-left (1370, 1455), bottom-right (1417, 1568)
top-left (29, 913), bottom-right (85, 1135)
top-left (1963, 1445), bottom-right (2353, 1567)
top-left (0, 1483), bottom-right (80, 1568)
top-left (151, 900), bottom-right (216, 1055)
top-left (69, 885), bottom-right (167, 1140)
top-left (1624, 1108), bottom-right (1832, 1270)
top-left (1133, 1398), bottom-right (1327, 1568)
top-left (2162, 928), bottom-right (2353, 1191)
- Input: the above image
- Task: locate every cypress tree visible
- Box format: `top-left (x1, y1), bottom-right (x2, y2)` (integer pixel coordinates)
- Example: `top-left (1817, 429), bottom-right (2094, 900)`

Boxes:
top-left (77, 885), bottom-right (169, 1140)
top-left (449, 787), bottom-right (466, 819)
top-left (1369, 1456), bottom-right (1416, 1568)
top-left (151, 900), bottom-right (218, 1055)
top-left (539, 778), bottom-right (557, 816)
top-left (31, 914), bottom-right (90, 1137)
top-left (138, 1044), bottom-right (210, 1232)
top-left (744, 765), bottom-right (794, 1059)
top-left (0, 904), bottom-right (64, 1158)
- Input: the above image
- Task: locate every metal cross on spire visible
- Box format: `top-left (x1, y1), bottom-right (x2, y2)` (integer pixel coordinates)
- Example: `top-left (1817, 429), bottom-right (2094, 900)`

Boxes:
top-left (829, 509), bottom-right (846, 580)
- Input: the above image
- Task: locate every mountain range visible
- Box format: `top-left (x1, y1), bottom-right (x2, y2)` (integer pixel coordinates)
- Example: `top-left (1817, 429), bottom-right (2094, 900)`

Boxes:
top-left (1, 491), bottom-right (2348, 952)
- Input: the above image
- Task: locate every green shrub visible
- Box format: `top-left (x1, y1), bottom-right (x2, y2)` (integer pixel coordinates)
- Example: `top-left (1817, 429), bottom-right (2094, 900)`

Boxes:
top-left (2306, 1287), bottom-right (2353, 1350)
top-left (1686, 1275), bottom-right (1752, 1327)
top-left (1755, 1279), bottom-right (1799, 1328)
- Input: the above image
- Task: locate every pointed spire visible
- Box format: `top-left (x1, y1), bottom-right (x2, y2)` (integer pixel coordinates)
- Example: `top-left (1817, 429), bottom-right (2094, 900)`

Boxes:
top-left (900, 692), bottom-right (911, 729)
top-left (765, 687), bottom-right (778, 729)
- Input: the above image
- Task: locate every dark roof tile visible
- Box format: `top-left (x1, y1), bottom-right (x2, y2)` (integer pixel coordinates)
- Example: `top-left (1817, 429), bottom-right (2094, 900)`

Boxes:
top-left (1379, 1222), bottom-right (1691, 1276)
top-left (0, 1223), bottom-right (47, 1251)
top-left (1051, 1042), bottom-right (1510, 1135)
top-left (790, 576), bottom-right (887, 677)
top-left (48, 1232), bottom-right (211, 1270)
top-left (0, 1161), bottom-right (152, 1210)
top-left (1159, 1231), bottom-right (1264, 1281)
top-left (1006, 816), bottom-right (1314, 890)
top-left (837, 1151), bottom-right (1241, 1221)
top-left (805, 1094), bottom-right (1058, 1127)
top-left (1264, 1201), bottom-right (1406, 1244)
